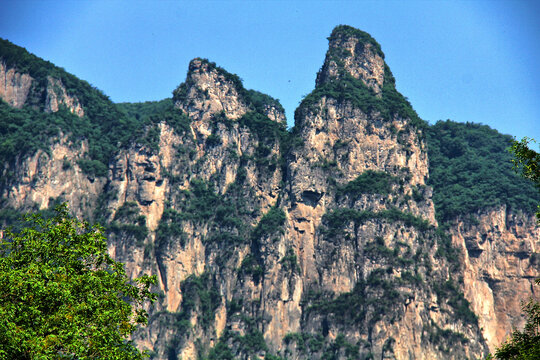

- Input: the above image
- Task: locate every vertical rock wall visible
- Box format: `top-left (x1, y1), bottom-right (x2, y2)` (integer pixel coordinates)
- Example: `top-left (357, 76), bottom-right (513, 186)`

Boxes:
top-left (450, 206), bottom-right (539, 352)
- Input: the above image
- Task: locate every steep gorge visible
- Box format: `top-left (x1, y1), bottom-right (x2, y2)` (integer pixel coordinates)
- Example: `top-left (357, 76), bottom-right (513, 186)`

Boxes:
top-left (0, 26), bottom-right (538, 359)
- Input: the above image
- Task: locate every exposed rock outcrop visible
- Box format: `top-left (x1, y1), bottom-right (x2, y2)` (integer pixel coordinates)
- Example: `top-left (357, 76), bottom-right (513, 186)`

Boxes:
top-left (0, 62), bottom-right (84, 116)
top-left (0, 26), bottom-right (537, 360)
top-left (4, 135), bottom-right (104, 218)
top-left (174, 58), bottom-right (249, 122)
top-left (316, 27), bottom-right (386, 95)
top-left (0, 62), bottom-right (33, 108)
top-left (45, 76), bottom-right (84, 117)
top-left (450, 206), bottom-right (539, 352)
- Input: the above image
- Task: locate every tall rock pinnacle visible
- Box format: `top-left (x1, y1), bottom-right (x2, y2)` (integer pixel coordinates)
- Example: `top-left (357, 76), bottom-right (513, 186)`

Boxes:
top-left (172, 58), bottom-right (249, 121)
top-left (316, 25), bottom-right (387, 95)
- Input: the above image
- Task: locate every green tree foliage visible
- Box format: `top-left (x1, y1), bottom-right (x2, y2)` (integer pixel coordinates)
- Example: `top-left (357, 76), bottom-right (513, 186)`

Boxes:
top-left (0, 204), bottom-right (157, 359)
top-left (337, 170), bottom-right (397, 197)
top-left (427, 121), bottom-right (540, 222)
top-left (510, 137), bottom-right (540, 221)
top-left (0, 101), bottom-right (80, 179)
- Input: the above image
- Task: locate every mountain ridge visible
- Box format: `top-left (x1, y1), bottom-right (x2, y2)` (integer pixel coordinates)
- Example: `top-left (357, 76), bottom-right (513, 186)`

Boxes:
top-left (0, 26), bottom-right (538, 359)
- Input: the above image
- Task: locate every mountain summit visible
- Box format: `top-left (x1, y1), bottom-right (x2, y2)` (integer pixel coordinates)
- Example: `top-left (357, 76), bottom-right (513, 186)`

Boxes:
top-left (0, 26), bottom-right (538, 360)
top-left (316, 25), bottom-right (387, 95)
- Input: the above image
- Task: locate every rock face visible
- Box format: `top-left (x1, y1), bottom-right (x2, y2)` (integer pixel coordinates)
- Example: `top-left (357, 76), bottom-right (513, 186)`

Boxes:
top-left (45, 76), bottom-right (85, 117)
top-left (0, 61), bottom-right (84, 116)
top-left (4, 136), bottom-right (104, 217)
top-left (0, 61), bottom-right (34, 108)
top-left (449, 206), bottom-right (539, 353)
top-left (316, 27), bottom-right (386, 95)
top-left (0, 26), bottom-right (538, 360)
top-left (174, 58), bottom-right (250, 122)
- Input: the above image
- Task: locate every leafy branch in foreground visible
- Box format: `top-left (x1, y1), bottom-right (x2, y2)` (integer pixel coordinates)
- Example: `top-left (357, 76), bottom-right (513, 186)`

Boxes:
top-left (0, 203), bottom-right (157, 359)
top-left (510, 137), bottom-right (540, 222)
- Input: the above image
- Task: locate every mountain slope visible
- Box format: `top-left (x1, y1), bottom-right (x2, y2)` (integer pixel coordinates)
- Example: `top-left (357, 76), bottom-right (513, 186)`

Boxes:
top-left (0, 26), bottom-right (538, 359)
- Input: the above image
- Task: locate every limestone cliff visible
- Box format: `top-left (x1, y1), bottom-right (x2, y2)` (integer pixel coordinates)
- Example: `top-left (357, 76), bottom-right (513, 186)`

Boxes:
top-left (0, 61), bottom-right (84, 116)
top-left (0, 61), bottom-right (33, 108)
top-left (449, 206), bottom-right (538, 353)
top-left (316, 26), bottom-right (385, 95)
top-left (0, 27), bottom-right (538, 360)
top-left (3, 135), bottom-right (104, 217)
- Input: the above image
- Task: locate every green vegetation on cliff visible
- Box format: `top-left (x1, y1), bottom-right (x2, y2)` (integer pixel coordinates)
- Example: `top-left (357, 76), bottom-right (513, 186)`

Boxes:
top-left (510, 137), bottom-right (540, 222)
top-left (427, 120), bottom-right (540, 221)
top-left (322, 207), bottom-right (431, 238)
top-left (172, 57), bottom-right (284, 115)
top-left (327, 25), bottom-right (384, 59)
top-left (0, 38), bottom-right (115, 120)
top-left (492, 138), bottom-right (540, 360)
top-left (297, 71), bottom-right (427, 133)
top-left (0, 39), bottom-right (194, 180)
top-left (337, 170), bottom-right (397, 197)
top-left (297, 25), bottom-right (427, 136)
top-left (0, 101), bottom-right (74, 177)
top-left (108, 202), bottom-right (149, 246)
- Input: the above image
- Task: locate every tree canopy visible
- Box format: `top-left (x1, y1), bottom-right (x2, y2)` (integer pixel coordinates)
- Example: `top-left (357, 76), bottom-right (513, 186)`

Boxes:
top-left (427, 121), bottom-right (540, 222)
top-left (0, 204), bottom-right (157, 359)
top-left (510, 137), bottom-right (540, 222)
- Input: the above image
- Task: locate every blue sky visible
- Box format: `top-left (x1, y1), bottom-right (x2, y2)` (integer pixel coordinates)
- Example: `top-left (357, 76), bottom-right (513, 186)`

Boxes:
top-left (1, 0), bottom-right (539, 141)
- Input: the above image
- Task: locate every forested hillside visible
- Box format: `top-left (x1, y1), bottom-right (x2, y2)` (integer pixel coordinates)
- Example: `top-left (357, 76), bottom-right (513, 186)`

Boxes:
top-left (427, 120), bottom-right (540, 222)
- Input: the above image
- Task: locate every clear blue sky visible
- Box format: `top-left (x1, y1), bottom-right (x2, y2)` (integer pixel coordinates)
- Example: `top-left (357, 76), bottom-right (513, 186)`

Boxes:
top-left (1, 0), bottom-right (539, 141)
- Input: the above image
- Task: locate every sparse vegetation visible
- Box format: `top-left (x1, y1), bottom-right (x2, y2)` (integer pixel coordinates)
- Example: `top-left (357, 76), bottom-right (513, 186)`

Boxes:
top-left (107, 202), bottom-right (148, 245)
top-left (433, 279), bottom-right (478, 326)
top-left (321, 206), bottom-right (431, 238)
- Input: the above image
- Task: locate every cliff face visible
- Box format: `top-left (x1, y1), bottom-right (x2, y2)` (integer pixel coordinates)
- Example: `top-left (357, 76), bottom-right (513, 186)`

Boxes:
top-left (4, 136), bottom-right (104, 216)
top-left (0, 61), bottom-right (33, 108)
top-left (0, 27), bottom-right (538, 360)
top-left (449, 206), bottom-right (539, 352)
top-left (0, 61), bottom-right (84, 116)
top-left (315, 27), bottom-right (385, 95)
top-left (278, 27), bottom-right (484, 359)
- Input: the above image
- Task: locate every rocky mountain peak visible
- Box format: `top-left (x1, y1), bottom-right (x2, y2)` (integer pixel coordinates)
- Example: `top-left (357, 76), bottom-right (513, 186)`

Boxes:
top-left (316, 25), bottom-right (387, 95)
top-left (1, 28), bottom-right (538, 360)
top-left (172, 58), bottom-right (249, 121)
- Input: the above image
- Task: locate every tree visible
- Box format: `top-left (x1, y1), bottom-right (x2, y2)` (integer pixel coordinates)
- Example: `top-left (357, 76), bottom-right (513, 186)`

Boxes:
top-left (0, 204), bottom-right (157, 359)
top-left (510, 137), bottom-right (540, 222)
top-left (491, 138), bottom-right (540, 359)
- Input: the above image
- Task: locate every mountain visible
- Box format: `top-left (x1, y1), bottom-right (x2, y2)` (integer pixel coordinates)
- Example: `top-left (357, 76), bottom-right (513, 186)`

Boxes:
top-left (0, 25), bottom-right (538, 360)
